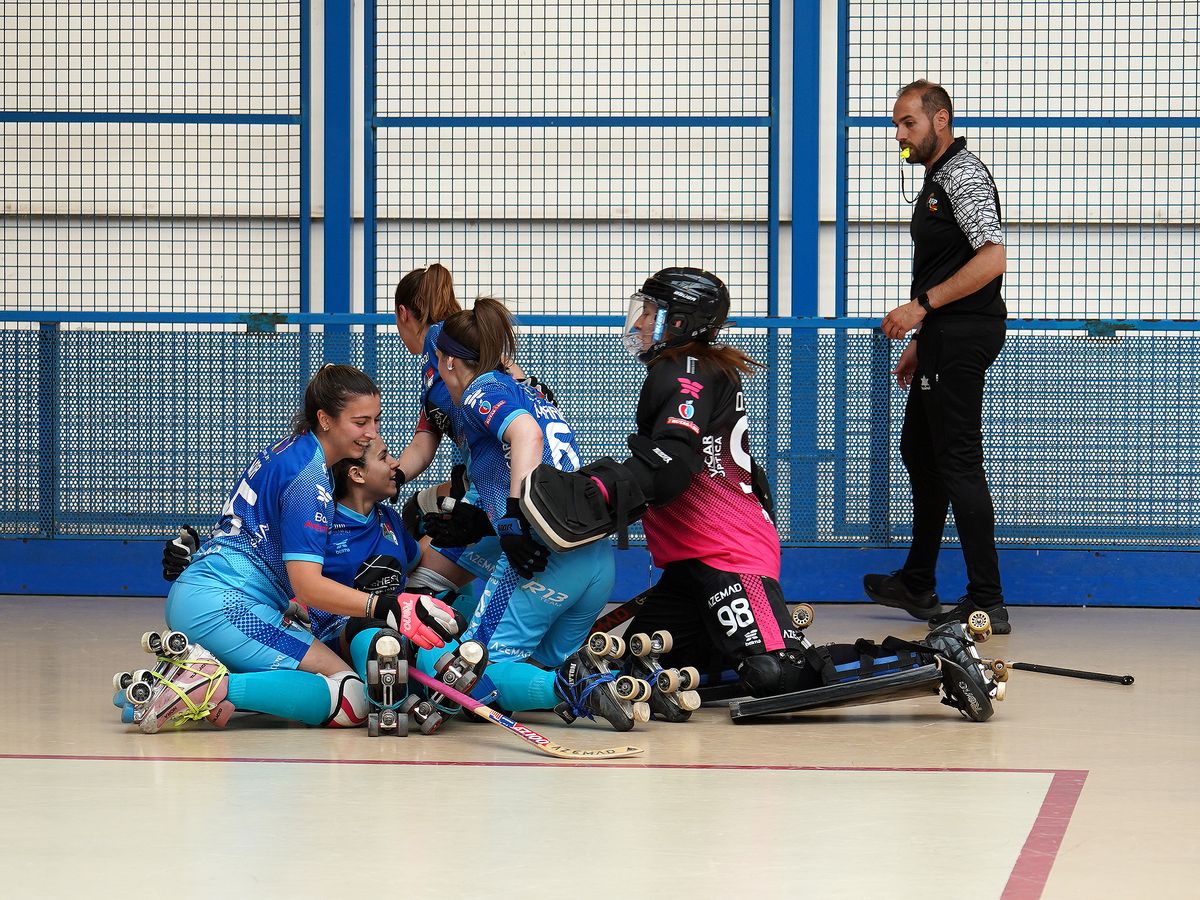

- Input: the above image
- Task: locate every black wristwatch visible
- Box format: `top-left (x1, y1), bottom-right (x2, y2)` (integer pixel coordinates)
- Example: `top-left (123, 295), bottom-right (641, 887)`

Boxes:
top-left (916, 292), bottom-right (933, 313)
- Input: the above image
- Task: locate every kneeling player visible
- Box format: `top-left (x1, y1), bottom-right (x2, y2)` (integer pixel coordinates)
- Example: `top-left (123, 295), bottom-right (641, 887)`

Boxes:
top-left (520, 268), bottom-right (1005, 721)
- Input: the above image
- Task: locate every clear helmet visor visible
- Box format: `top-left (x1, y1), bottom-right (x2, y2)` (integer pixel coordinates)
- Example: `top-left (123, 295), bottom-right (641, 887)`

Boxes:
top-left (621, 291), bottom-right (667, 359)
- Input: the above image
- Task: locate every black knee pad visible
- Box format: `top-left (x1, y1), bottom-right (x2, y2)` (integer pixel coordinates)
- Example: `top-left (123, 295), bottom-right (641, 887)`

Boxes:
top-left (737, 649), bottom-right (824, 697)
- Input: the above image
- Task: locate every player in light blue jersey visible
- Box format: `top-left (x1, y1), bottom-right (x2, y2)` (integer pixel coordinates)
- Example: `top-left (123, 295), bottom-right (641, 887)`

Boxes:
top-left (428, 297), bottom-right (649, 732)
top-left (389, 264), bottom-right (554, 617)
top-left (118, 365), bottom-right (459, 733)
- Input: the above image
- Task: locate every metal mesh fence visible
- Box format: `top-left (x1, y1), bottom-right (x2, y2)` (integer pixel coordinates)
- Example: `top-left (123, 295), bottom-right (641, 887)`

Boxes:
top-left (0, 3), bottom-right (303, 316)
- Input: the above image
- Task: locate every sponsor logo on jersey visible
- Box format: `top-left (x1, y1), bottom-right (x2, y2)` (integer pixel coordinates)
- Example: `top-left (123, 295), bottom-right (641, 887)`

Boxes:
top-left (381, 519), bottom-right (399, 545)
top-left (927, 195), bottom-right (939, 213)
top-left (735, 391), bottom-right (745, 412)
top-left (314, 511), bottom-right (329, 524)
top-left (424, 365), bottom-right (436, 387)
top-left (304, 521), bottom-right (328, 534)
top-left (478, 400), bottom-right (492, 415)
top-left (707, 583), bottom-right (745, 608)
top-left (677, 400), bottom-right (695, 419)
top-left (702, 435), bottom-right (725, 476)
top-left (920, 375), bottom-right (931, 391)
top-left (316, 485), bottom-right (333, 505)
top-left (484, 400), bottom-right (506, 425)
top-left (666, 416), bottom-right (700, 434)
top-left (333, 540), bottom-right (350, 556)
top-left (677, 377), bottom-right (703, 398)
top-left (247, 458), bottom-right (263, 480)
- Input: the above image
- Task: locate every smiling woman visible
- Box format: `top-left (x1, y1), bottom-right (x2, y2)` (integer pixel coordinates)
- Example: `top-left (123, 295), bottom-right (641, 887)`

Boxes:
top-left (113, 363), bottom-right (459, 735)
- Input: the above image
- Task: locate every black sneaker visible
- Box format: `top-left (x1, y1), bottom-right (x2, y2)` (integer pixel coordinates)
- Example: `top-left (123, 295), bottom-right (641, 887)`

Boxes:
top-left (863, 571), bottom-right (942, 620)
top-left (929, 596), bottom-right (1011, 635)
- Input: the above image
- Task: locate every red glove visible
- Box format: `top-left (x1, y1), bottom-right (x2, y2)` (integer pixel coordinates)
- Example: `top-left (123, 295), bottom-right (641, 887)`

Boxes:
top-left (373, 591), bottom-right (459, 650)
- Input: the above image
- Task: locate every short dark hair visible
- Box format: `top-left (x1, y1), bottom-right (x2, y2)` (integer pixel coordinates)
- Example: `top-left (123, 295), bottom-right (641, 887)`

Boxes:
top-left (898, 79), bottom-right (954, 127)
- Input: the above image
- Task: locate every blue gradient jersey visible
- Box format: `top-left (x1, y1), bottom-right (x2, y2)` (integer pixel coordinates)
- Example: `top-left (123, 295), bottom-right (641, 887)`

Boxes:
top-left (184, 431), bottom-right (334, 612)
top-left (417, 323), bottom-right (467, 462)
top-left (308, 503), bottom-right (421, 642)
top-left (457, 371), bottom-right (583, 522)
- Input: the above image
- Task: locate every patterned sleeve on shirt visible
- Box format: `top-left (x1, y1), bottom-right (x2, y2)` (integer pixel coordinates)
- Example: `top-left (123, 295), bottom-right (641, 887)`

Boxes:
top-left (936, 151), bottom-right (1005, 251)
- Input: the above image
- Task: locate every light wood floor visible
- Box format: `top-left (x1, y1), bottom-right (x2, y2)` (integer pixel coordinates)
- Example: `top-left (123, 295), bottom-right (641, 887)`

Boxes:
top-left (0, 595), bottom-right (1194, 899)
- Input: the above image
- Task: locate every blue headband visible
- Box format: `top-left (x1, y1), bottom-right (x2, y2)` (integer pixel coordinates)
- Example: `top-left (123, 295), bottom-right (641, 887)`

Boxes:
top-left (435, 329), bottom-right (480, 363)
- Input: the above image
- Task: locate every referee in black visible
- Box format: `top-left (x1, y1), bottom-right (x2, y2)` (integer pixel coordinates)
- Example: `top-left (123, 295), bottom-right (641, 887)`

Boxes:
top-left (863, 80), bottom-right (1011, 634)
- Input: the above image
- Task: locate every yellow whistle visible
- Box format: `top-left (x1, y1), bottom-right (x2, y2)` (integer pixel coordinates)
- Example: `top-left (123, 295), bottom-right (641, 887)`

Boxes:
top-left (900, 147), bottom-right (911, 159)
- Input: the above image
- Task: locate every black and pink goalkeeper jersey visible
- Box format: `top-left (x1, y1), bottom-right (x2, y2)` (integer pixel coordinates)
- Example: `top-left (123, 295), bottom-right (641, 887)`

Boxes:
top-left (637, 353), bottom-right (781, 579)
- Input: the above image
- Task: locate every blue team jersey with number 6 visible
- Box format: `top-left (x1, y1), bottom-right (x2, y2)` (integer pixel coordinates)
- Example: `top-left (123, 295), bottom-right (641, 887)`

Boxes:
top-left (457, 371), bottom-right (583, 523)
top-left (184, 430), bottom-right (335, 611)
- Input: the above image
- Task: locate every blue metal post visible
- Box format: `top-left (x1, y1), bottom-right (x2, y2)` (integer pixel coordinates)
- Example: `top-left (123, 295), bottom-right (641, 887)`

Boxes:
top-left (324, 0), bottom-right (354, 363)
top-left (788, 0), bottom-right (821, 542)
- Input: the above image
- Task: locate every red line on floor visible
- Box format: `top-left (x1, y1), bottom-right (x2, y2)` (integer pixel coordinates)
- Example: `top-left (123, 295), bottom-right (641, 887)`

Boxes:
top-left (1001, 769), bottom-right (1088, 900)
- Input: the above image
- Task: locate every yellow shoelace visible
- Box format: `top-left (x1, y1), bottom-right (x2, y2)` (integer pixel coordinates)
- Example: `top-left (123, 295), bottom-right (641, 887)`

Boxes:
top-left (151, 656), bottom-right (229, 727)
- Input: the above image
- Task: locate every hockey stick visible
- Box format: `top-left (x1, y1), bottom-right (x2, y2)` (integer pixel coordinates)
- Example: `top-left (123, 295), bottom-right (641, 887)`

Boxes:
top-left (407, 668), bottom-right (644, 760)
top-left (1010, 662), bottom-right (1134, 685)
top-left (590, 588), bottom-right (653, 634)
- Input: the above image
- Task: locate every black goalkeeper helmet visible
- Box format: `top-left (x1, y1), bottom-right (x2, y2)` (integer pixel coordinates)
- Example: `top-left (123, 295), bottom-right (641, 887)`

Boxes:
top-left (622, 267), bottom-right (731, 362)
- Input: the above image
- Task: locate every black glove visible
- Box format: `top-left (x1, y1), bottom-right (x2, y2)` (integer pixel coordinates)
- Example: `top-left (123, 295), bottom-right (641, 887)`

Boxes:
top-left (162, 525), bottom-right (200, 582)
top-left (520, 374), bottom-right (557, 407)
top-left (496, 497), bottom-right (550, 579)
top-left (401, 485), bottom-right (441, 539)
top-left (354, 554), bottom-right (406, 594)
top-left (425, 464), bottom-right (495, 547)
top-left (387, 466), bottom-right (407, 505)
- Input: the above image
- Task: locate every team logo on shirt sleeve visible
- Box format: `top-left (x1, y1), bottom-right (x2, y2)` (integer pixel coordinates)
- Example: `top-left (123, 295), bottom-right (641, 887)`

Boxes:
top-left (677, 377), bottom-right (703, 398)
top-left (316, 485), bottom-right (333, 505)
top-left (677, 400), bottom-right (695, 419)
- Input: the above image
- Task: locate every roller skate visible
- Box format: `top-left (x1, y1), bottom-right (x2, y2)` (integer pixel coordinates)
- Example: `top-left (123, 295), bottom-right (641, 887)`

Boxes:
top-left (125, 639), bottom-right (234, 733)
top-left (553, 633), bottom-right (651, 732)
top-left (620, 631), bottom-right (701, 723)
top-left (365, 629), bottom-right (410, 737)
top-left (922, 611), bottom-right (1007, 722)
top-left (424, 639), bottom-right (489, 717)
top-left (112, 629), bottom-right (197, 719)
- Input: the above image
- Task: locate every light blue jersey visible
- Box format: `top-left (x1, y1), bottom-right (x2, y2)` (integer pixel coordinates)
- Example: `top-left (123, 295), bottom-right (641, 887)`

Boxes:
top-left (458, 370), bottom-right (583, 521)
top-left (454, 369), bottom-right (611, 666)
top-left (183, 431), bottom-right (334, 611)
top-left (167, 430), bottom-right (335, 671)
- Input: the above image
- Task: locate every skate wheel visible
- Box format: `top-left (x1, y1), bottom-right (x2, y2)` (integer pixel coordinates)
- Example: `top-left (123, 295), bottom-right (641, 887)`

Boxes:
top-left (366, 659), bottom-right (380, 686)
top-left (459, 641), bottom-right (485, 667)
top-left (651, 630), bottom-right (673, 654)
top-left (121, 703), bottom-right (137, 724)
top-left (127, 680), bottom-right (153, 705)
top-left (140, 631), bottom-right (162, 654)
top-left (607, 635), bottom-right (626, 659)
top-left (112, 690), bottom-right (126, 708)
top-left (628, 633), bottom-right (652, 658)
top-left (132, 668), bottom-right (155, 685)
top-left (677, 666), bottom-right (701, 691)
top-left (396, 659), bottom-right (408, 683)
top-left (419, 709), bottom-right (444, 735)
top-left (994, 681), bottom-right (1007, 701)
top-left (162, 630), bottom-right (189, 655)
top-left (588, 632), bottom-right (616, 657)
top-left (988, 659), bottom-right (1009, 682)
top-left (966, 610), bottom-right (992, 642)
top-left (632, 701), bottom-right (651, 723)
top-left (394, 713), bottom-right (410, 737)
top-left (614, 675), bottom-right (644, 702)
top-left (678, 690), bottom-right (702, 712)
top-left (113, 671), bottom-right (132, 691)
top-left (656, 669), bottom-right (682, 694)
top-left (400, 695), bottom-right (420, 714)
top-left (790, 603), bottom-right (815, 629)
top-left (367, 712), bottom-right (380, 737)
top-left (376, 635), bottom-right (402, 658)
top-left (433, 651), bottom-right (455, 676)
